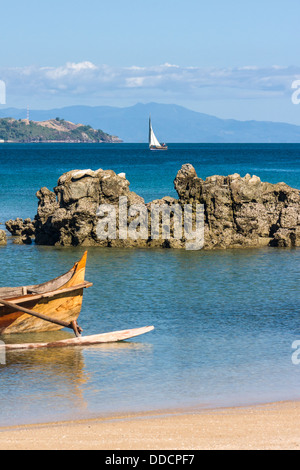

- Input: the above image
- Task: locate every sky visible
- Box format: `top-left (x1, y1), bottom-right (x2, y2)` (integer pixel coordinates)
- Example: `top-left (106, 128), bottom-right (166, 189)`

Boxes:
top-left (1, 0), bottom-right (300, 124)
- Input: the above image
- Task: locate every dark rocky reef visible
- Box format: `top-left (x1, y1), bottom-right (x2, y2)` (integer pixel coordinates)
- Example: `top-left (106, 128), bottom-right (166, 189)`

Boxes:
top-left (5, 164), bottom-right (300, 249)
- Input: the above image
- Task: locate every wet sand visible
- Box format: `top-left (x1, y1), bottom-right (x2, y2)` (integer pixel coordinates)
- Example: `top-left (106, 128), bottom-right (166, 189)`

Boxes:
top-left (0, 401), bottom-right (300, 450)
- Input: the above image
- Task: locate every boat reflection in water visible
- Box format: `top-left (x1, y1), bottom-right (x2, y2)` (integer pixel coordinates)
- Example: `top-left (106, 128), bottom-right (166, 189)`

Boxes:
top-left (2, 328), bottom-right (153, 426)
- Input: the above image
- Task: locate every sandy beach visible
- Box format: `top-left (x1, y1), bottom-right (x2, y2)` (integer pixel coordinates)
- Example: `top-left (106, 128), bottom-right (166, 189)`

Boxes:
top-left (0, 401), bottom-right (299, 450)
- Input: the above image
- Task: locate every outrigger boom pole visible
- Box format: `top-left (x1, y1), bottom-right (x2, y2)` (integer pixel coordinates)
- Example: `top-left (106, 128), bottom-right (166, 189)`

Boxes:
top-left (0, 297), bottom-right (83, 337)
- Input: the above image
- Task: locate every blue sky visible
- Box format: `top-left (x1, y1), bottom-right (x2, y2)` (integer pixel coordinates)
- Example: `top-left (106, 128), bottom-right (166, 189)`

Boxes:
top-left (1, 0), bottom-right (300, 124)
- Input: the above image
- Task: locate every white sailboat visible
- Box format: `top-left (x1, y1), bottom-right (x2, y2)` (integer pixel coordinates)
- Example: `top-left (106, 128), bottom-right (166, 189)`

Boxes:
top-left (149, 116), bottom-right (168, 150)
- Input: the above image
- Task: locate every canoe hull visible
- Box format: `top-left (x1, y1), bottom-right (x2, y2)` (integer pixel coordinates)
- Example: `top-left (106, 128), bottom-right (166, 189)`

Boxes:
top-left (0, 287), bottom-right (84, 334)
top-left (0, 252), bottom-right (91, 335)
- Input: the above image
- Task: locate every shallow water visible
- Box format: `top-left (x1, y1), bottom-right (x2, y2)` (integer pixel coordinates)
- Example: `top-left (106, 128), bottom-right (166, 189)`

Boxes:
top-left (0, 143), bottom-right (299, 426)
top-left (0, 244), bottom-right (299, 426)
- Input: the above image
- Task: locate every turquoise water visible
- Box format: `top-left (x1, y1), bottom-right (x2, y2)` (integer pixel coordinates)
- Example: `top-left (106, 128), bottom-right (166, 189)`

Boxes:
top-left (0, 143), bottom-right (300, 426)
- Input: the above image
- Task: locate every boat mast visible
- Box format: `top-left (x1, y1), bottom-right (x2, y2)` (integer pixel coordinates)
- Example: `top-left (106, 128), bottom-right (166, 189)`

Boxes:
top-left (149, 114), bottom-right (152, 147)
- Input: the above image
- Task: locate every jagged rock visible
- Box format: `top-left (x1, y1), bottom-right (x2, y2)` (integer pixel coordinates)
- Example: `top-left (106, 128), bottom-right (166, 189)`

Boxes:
top-left (13, 235), bottom-right (33, 245)
top-left (5, 218), bottom-right (35, 244)
top-left (34, 169), bottom-right (147, 247)
top-left (5, 164), bottom-right (300, 249)
top-left (0, 230), bottom-right (7, 245)
top-left (174, 164), bottom-right (300, 249)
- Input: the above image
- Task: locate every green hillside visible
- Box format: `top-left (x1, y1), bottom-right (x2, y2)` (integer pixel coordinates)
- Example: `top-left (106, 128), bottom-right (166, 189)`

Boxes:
top-left (0, 117), bottom-right (122, 143)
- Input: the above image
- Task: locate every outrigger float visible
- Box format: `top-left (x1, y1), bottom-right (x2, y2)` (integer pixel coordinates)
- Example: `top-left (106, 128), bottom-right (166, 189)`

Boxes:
top-left (0, 252), bottom-right (154, 350)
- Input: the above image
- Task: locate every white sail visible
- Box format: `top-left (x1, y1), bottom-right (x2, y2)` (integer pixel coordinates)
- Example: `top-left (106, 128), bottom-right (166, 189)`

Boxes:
top-left (149, 117), bottom-right (161, 148)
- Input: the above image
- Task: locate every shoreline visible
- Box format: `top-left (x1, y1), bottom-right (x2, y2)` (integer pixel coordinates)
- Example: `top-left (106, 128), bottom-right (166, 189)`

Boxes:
top-left (1, 400), bottom-right (300, 450)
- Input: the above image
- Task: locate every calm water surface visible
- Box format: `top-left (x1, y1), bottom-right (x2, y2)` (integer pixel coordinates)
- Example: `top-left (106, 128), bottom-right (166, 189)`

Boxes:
top-left (0, 144), bottom-right (299, 426)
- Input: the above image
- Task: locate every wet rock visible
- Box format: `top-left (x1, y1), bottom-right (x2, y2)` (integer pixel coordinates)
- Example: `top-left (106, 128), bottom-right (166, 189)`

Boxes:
top-left (34, 169), bottom-right (147, 247)
top-left (5, 218), bottom-right (35, 244)
top-left (6, 164), bottom-right (300, 250)
top-left (174, 165), bottom-right (300, 249)
top-left (0, 230), bottom-right (7, 245)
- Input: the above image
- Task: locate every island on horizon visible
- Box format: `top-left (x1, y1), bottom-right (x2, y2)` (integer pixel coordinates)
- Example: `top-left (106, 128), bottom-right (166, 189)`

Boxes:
top-left (0, 117), bottom-right (122, 143)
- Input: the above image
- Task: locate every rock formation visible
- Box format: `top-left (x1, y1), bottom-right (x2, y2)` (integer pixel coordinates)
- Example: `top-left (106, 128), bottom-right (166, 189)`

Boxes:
top-left (174, 164), bottom-right (300, 249)
top-left (0, 230), bottom-right (7, 245)
top-left (5, 218), bottom-right (35, 244)
top-left (34, 169), bottom-right (147, 247)
top-left (5, 164), bottom-right (300, 249)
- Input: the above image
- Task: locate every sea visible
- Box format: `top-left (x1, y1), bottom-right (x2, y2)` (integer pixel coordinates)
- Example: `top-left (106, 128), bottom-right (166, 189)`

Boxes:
top-left (0, 143), bottom-right (300, 426)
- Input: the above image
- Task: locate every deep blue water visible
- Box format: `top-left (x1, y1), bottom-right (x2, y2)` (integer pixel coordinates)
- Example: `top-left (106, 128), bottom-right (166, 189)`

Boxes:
top-left (0, 143), bottom-right (300, 426)
top-left (1, 143), bottom-right (300, 222)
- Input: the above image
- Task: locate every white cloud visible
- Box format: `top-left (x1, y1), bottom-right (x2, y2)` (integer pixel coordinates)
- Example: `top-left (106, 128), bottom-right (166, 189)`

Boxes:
top-left (125, 76), bottom-right (146, 88)
top-left (0, 61), bottom-right (299, 106)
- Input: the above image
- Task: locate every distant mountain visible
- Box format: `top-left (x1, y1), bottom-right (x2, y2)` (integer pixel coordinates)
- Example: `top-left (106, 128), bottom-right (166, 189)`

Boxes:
top-left (0, 117), bottom-right (121, 143)
top-left (1, 102), bottom-right (300, 143)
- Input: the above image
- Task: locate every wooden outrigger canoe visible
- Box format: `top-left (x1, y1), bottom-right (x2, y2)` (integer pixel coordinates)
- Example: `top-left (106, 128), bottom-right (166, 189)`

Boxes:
top-left (0, 252), bottom-right (155, 348)
top-left (0, 251), bottom-right (92, 336)
top-left (4, 326), bottom-right (155, 350)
